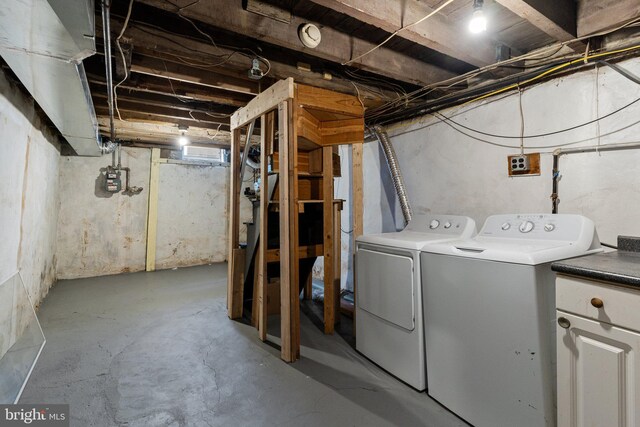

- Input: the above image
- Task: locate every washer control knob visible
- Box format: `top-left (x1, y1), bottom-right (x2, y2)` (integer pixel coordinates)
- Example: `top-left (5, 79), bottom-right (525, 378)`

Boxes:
top-left (444, 222), bottom-right (452, 229)
top-left (429, 220), bottom-right (440, 229)
top-left (519, 220), bottom-right (534, 233)
top-left (544, 223), bottom-right (555, 232)
top-left (501, 222), bottom-right (511, 231)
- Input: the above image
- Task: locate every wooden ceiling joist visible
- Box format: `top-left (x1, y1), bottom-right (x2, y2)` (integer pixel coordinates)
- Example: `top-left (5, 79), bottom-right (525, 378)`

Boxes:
top-left (494, 0), bottom-right (579, 45)
top-left (307, 0), bottom-right (496, 67)
top-left (135, 0), bottom-right (456, 86)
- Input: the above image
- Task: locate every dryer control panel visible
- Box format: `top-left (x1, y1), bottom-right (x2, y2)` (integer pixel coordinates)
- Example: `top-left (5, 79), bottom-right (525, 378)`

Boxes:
top-left (404, 213), bottom-right (476, 237)
top-left (480, 213), bottom-right (597, 243)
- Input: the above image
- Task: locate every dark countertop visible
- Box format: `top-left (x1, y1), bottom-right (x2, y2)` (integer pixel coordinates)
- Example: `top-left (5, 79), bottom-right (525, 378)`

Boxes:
top-left (552, 236), bottom-right (640, 288)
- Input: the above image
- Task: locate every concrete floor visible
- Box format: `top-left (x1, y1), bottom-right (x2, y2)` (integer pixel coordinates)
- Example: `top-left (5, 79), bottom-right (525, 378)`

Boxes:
top-left (20, 264), bottom-right (467, 427)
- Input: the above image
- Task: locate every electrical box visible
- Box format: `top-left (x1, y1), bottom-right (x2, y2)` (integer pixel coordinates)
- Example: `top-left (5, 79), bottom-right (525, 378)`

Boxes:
top-left (105, 169), bottom-right (121, 192)
top-left (507, 153), bottom-right (540, 177)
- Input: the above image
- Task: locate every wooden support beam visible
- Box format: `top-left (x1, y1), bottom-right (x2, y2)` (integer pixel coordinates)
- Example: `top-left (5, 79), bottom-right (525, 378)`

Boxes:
top-left (322, 146), bottom-right (336, 334)
top-left (257, 112), bottom-right (273, 341)
top-left (227, 128), bottom-right (243, 319)
top-left (333, 199), bottom-right (342, 325)
top-left (278, 100), bottom-right (300, 362)
top-left (297, 84), bottom-right (364, 117)
top-left (136, 0), bottom-right (456, 86)
top-left (495, 0), bottom-right (578, 42)
top-left (351, 142), bottom-right (364, 334)
top-left (232, 78), bottom-right (294, 129)
top-left (95, 107), bottom-right (228, 131)
top-left (130, 55), bottom-right (260, 95)
top-left (308, 0), bottom-right (495, 67)
top-left (576, 0), bottom-right (640, 37)
top-left (145, 148), bottom-right (161, 271)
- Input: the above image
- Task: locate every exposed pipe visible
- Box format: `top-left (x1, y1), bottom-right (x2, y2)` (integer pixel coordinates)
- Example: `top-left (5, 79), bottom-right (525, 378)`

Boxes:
top-left (370, 125), bottom-right (413, 225)
top-left (101, 0), bottom-right (117, 161)
top-left (551, 140), bottom-right (640, 213)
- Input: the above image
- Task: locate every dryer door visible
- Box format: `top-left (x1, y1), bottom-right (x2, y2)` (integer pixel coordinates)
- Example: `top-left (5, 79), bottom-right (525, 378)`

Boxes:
top-left (356, 246), bottom-right (415, 331)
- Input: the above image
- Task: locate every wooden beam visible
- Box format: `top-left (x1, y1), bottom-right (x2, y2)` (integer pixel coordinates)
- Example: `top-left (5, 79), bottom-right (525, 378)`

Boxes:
top-left (308, 0), bottom-right (495, 67)
top-left (495, 0), bottom-right (578, 42)
top-left (231, 78), bottom-right (294, 129)
top-left (297, 83), bottom-right (364, 117)
top-left (103, 18), bottom-right (400, 104)
top-left (145, 148), bottom-right (161, 271)
top-left (97, 118), bottom-right (231, 146)
top-left (135, 0), bottom-right (456, 86)
top-left (320, 118), bottom-right (365, 146)
top-left (333, 199), bottom-right (342, 326)
top-left (323, 146), bottom-right (336, 334)
top-left (130, 55), bottom-right (260, 95)
top-left (257, 112), bottom-right (274, 341)
top-left (576, 0), bottom-right (640, 37)
top-left (265, 244), bottom-right (324, 263)
top-left (95, 107), bottom-right (229, 130)
top-left (227, 128), bottom-right (243, 319)
top-left (351, 142), bottom-right (363, 335)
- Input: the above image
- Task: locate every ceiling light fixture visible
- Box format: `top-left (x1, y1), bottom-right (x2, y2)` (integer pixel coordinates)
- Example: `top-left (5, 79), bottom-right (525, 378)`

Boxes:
top-left (178, 124), bottom-right (189, 146)
top-left (469, 0), bottom-right (487, 34)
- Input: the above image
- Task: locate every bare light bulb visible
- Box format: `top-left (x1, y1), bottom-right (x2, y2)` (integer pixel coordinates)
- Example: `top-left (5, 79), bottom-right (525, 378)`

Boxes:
top-left (178, 133), bottom-right (189, 146)
top-left (469, 9), bottom-right (487, 33)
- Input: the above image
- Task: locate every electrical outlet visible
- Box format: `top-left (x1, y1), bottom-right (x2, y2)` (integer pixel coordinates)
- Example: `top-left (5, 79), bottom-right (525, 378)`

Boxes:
top-left (507, 153), bottom-right (541, 176)
top-left (510, 155), bottom-right (530, 172)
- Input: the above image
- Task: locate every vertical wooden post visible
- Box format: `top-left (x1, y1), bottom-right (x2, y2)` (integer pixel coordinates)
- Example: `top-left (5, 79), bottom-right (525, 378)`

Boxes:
top-left (279, 100), bottom-right (299, 362)
top-left (351, 142), bottom-right (364, 332)
top-left (323, 146), bottom-right (335, 334)
top-left (227, 128), bottom-right (243, 319)
top-left (257, 112), bottom-right (272, 341)
top-left (145, 148), bottom-right (161, 272)
top-left (333, 200), bottom-right (342, 325)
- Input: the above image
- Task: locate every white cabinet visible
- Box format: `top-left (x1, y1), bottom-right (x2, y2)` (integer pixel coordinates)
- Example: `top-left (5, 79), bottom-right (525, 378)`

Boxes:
top-left (556, 275), bottom-right (640, 427)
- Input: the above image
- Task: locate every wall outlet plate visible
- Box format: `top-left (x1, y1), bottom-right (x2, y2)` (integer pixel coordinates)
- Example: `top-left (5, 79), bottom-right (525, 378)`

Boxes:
top-left (507, 153), bottom-right (540, 176)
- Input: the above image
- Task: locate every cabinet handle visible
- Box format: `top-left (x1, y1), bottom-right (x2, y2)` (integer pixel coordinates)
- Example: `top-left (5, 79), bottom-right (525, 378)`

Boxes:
top-left (558, 317), bottom-right (571, 329)
top-left (591, 297), bottom-right (604, 309)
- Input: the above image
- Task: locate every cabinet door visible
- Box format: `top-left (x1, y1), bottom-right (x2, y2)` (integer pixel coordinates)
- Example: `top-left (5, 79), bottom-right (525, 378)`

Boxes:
top-left (557, 311), bottom-right (640, 427)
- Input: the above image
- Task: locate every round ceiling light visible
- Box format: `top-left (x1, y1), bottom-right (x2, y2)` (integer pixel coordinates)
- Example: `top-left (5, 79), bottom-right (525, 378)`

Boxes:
top-left (299, 23), bottom-right (321, 48)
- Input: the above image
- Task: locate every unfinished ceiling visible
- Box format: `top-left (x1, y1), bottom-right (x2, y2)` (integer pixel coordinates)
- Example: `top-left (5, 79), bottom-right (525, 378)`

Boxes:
top-left (84, 0), bottom-right (640, 150)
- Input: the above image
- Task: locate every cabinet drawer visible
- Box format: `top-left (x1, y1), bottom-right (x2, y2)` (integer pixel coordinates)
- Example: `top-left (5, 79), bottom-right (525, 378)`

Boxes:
top-left (556, 274), bottom-right (640, 332)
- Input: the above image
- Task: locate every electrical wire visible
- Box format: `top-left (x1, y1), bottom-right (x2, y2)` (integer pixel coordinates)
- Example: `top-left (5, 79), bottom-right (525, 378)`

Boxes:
top-left (342, 0), bottom-right (455, 66)
top-left (113, 0), bottom-right (134, 121)
top-left (428, 58), bottom-right (640, 139)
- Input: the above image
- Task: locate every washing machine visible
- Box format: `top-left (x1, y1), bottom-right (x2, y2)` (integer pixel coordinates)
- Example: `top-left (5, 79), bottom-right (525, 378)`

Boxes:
top-left (355, 213), bottom-right (476, 391)
top-left (421, 214), bottom-right (601, 427)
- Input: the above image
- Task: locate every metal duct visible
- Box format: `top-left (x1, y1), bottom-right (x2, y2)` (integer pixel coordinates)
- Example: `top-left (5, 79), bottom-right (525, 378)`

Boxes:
top-left (0, 0), bottom-right (102, 156)
top-left (371, 125), bottom-right (413, 226)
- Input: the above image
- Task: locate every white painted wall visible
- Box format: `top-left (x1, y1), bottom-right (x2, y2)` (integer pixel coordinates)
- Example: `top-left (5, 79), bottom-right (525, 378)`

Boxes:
top-left (155, 163), bottom-right (229, 269)
top-left (363, 57), bottom-right (640, 246)
top-left (56, 148), bottom-right (151, 279)
top-left (0, 70), bottom-right (60, 358)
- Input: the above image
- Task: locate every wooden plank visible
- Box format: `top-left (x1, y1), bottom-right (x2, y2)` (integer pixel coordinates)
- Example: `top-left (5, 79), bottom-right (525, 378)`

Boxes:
top-left (257, 112), bottom-right (273, 341)
top-left (130, 55), bottom-right (259, 95)
top-left (577, 0), bottom-right (640, 37)
top-left (304, 269), bottom-right (313, 301)
top-left (278, 100), bottom-right (296, 362)
top-left (145, 148), bottom-right (161, 272)
top-left (136, 0), bottom-right (456, 86)
top-left (351, 142), bottom-right (364, 335)
top-left (322, 145), bottom-right (335, 334)
top-left (308, 0), bottom-right (496, 67)
top-left (297, 84), bottom-right (364, 118)
top-left (230, 248), bottom-right (246, 319)
top-left (333, 199), bottom-right (342, 326)
top-left (231, 78), bottom-right (294, 129)
top-left (495, 0), bottom-right (579, 42)
top-left (297, 107), bottom-right (322, 146)
top-left (266, 244), bottom-right (324, 263)
top-left (320, 118), bottom-right (365, 146)
top-left (251, 248), bottom-right (260, 327)
top-left (227, 128), bottom-right (242, 318)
